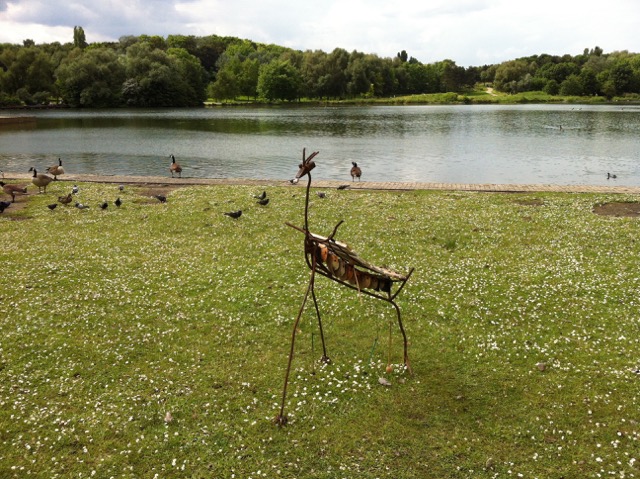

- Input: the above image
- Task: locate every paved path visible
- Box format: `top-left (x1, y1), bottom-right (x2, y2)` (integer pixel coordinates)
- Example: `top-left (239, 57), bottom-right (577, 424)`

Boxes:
top-left (3, 172), bottom-right (639, 194)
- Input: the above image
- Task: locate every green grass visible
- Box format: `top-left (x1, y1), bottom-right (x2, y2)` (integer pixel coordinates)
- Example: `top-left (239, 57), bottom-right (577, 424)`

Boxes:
top-left (1, 182), bottom-right (639, 478)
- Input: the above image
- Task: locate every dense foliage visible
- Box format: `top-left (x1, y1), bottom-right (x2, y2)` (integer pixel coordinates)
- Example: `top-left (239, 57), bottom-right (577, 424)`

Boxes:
top-left (1, 26), bottom-right (640, 107)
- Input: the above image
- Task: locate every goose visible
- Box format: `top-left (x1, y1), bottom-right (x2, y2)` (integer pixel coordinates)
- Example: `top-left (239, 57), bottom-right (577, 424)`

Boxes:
top-left (169, 154), bottom-right (182, 178)
top-left (350, 162), bottom-right (362, 181)
top-left (0, 181), bottom-right (28, 203)
top-left (29, 167), bottom-right (53, 193)
top-left (46, 158), bottom-right (64, 180)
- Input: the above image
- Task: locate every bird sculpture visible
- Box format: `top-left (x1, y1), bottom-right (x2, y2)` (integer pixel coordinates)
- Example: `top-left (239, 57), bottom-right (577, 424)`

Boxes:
top-left (115, 197), bottom-right (122, 207)
top-left (58, 193), bottom-right (73, 205)
top-left (0, 181), bottom-right (28, 203)
top-left (46, 158), bottom-right (65, 180)
top-left (28, 167), bottom-right (53, 193)
top-left (154, 194), bottom-right (167, 203)
top-left (47, 203), bottom-right (57, 211)
top-left (350, 161), bottom-right (362, 181)
top-left (169, 154), bottom-right (182, 178)
top-left (224, 210), bottom-right (242, 219)
top-left (257, 198), bottom-right (270, 206)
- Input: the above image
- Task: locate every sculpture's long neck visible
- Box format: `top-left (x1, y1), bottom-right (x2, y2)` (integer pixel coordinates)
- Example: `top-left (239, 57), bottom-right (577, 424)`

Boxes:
top-left (304, 173), bottom-right (312, 232)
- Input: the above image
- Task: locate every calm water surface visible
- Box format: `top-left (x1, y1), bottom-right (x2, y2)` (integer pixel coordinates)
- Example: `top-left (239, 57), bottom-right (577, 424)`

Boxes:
top-left (1, 104), bottom-right (639, 186)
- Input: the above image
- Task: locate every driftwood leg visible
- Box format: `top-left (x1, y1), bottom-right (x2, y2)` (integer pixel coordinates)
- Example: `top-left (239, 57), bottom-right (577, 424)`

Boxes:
top-left (391, 299), bottom-right (412, 374)
top-left (310, 284), bottom-right (330, 363)
top-left (275, 264), bottom-right (318, 426)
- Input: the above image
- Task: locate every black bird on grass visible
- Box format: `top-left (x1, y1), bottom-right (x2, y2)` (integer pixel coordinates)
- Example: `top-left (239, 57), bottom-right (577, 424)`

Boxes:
top-left (154, 194), bottom-right (167, 203)
top-left (0, 200), bottom-right (11, 213)
top-left (254, 191), bottom-right (266, 200)
top-left (224, 210), bottom-right (242, 219)
top-left (47, 203), bottom-right (57, 211)
top-left (115, 197), bottom-right (122, 207)
top-left (100, 202), bottom-right (109, 210)
top-left (257, 197), bottom-right (269, 206)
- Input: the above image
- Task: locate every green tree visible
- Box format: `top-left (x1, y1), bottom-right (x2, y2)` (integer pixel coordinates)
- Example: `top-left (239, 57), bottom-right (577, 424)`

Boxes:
top-left (559, 74), bottom-right (584, 96)
top-left (257, 59), bottom-right (301, 101)
top-left (56, 47), bottom-right (125, 107)
top-left (73, 26), bottom-right (88, 49)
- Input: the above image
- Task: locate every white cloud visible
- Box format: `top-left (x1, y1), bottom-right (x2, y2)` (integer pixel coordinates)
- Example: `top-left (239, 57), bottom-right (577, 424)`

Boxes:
top-left (1, 0), bottom-right (639, 66)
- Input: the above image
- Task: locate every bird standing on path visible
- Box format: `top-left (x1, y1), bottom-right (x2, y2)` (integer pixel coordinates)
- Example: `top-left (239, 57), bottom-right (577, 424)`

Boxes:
top-left (0, 181), bottom-right (28, 203)
top-left (350, 162), bottom-right (362, 181)
top-left (46, 158), bottom-right (65, 180)
top-left (224, 210), bottom-right (242, 219)
top-left (169, 154), bottom-right (182, 178)
top-left (29, 167), bottom-right (53, 193)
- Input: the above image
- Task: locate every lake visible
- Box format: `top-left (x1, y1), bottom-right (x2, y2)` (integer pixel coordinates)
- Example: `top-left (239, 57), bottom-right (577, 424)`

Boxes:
top-left (1, 104), bottom-right (639, 186)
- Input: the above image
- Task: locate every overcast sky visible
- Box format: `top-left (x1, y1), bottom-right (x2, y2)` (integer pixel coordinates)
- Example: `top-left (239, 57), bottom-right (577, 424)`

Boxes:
top-left (1, 0), bottom-right (639, 67)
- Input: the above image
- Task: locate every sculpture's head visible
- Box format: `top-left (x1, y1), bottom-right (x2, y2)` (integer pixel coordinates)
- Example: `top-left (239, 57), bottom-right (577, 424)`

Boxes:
top-left (291, 149), bottom-right (319, 183)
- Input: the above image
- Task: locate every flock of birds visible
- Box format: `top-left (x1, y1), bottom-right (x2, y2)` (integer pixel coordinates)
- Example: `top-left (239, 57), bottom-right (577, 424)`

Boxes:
top-left (0, 155), bottom-right (365, 216)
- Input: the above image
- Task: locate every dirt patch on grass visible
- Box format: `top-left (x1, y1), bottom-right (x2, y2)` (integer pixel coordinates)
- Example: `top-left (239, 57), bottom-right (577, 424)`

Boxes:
top-left (593, 202), bottom-right (640, 217)
top-left (514, 198), bottom-right (544, 207)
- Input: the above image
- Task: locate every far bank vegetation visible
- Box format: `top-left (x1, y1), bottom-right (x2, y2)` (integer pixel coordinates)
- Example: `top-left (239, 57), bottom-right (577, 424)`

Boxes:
top-left (1, 27), bottom-right (639, 107)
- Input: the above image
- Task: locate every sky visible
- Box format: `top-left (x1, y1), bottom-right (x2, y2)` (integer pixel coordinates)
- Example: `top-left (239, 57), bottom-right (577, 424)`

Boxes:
top-left (1, 0), bottom-right (639, 67)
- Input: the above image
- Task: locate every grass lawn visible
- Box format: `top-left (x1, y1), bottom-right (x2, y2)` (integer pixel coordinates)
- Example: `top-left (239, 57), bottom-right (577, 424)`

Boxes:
top-left (1, 180), bottom-right (639, 478)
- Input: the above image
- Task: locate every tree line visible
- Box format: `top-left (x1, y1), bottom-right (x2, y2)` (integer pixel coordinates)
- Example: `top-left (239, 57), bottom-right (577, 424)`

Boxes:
top-left (1, 26), bottom-right (639, 108)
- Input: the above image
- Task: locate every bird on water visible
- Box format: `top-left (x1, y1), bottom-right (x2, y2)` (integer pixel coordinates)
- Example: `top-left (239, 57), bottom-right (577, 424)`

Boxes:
top-left (169, 154), bottom-right (183, 178)
top-left (350, 162), bottom-right (362, 181)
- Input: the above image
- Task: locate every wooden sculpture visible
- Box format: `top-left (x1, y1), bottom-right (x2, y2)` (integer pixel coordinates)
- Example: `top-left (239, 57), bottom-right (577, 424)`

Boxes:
top-left (275, 148), bottom-right (414, 426)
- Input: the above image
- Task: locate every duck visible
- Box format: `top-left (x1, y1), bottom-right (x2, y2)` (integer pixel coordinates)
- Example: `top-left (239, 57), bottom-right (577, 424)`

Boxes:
top-left (350, 162), bottom-right (362, 181)
top-left (169, 154), bottom-right (182, 178)
top-left (58, 193), bottom-right (73, 205)
top-left (46, 158), bottom-right (65, 180)
top-left (28, 167), bottom-right (53, 193)
top-left (0, 181), bottom-right (28, 203)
